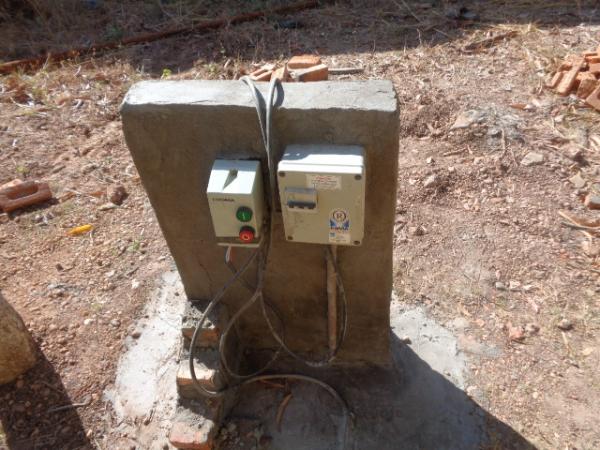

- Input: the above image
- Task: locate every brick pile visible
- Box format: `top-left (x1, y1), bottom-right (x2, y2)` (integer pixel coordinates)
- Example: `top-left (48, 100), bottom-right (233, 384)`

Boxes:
top-left (547, 45), bottom-right (600, 110)
top-left (248, 54), bottom-right (328, 82)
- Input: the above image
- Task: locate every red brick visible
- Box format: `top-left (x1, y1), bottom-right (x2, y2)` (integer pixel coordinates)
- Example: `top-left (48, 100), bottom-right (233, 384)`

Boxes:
top-left (0, 180), bottom-right (52, 213)
top-left (546, 71), bottom-right (563, 89)
top-left (0, 179), bottom-right (23, 191)
top-left (556, 58), bottom-right (584, 95)
top-left (169, 421), bottom-right (214, 450)
top-left (576, 72), bottom-right (598, 99)
top-left (589, 63), bottom-right (600, 74)
top-left (177, 359), bottom-right (220, 391)
top-left (585, 55), bottom-right (600, 64)
top-left (586, 84), bottom-right (600, 111)
top-left (297, 63), bottom-right (329, 82)
top-left (287, 54), bottom-right (322, 69)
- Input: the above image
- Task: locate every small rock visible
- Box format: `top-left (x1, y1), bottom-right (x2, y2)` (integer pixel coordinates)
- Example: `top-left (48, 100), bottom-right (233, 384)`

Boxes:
top-left (508, 280), bottom-right (521, 291)
top-left (423, 174), bottom-right (438, 188)
top-left (581, 347), bottom-right (594, 357)
top-left (110, 319), bottom-right (121, 328)
top-left (99, 202), bottom-right (118, 211)
top-left (557, 318), bottom-right (573, 331)
top-left (495, 281), bottom-right (506, 291)
top-left (584, 193), bottom-right (600, 210)
top-left (565, 145), bottom-right (585, 163)
top-left (107, 184), bottom-right (127, 205)
top-left (569, 172), bottom-right (586, 189)
top-left (131, 279), bottom-right (140, 290)
top-left (408, 225), bottom-right (426, 236)
top-left (400, 336), bottom-right (412, 345)
top-left (450, 109), bottom-right (485, 130)
top-left (426, 157), bottom-right (434, 165)
top-left (83, 318), bottom-right (95, 326)
top-left (131, 329), bottom-right (142, 339)
top-left (520, 152), bottom-right (544, 166)
top-left (524, 323), bottom-right (540, 335)
top-left (507, 323), bottom-right (525, 342)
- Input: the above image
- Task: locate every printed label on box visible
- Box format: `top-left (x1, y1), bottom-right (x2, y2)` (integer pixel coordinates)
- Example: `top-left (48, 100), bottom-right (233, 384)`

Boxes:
top-left (306, 174), bottom-right (341, 190)
top-left (329, 208), bottom-right (351, 243)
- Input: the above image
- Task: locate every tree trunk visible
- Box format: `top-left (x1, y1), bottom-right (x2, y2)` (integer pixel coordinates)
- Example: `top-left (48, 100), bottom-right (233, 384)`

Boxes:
top-left (0, 293), bottom-right (36, 384)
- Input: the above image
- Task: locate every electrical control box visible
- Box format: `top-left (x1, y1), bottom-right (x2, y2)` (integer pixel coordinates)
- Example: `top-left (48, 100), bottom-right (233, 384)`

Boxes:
top-left (277, 145), bottom-right (365, 246)
top-left (207, 159), bottom-right (264, 246)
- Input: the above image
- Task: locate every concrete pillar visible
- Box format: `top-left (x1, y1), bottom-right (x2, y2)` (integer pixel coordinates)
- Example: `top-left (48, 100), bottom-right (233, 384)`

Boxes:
top-left (121, 80), bottom-right (398, 367)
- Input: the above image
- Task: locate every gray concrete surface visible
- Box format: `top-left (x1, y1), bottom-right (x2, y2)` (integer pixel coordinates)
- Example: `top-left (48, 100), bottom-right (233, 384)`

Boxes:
top-left (121, 80), bottom-right (399, 366)
top-left (223, 295), bottom-right (533, 450)
top-left (105, 271), bottom-right (185, 450)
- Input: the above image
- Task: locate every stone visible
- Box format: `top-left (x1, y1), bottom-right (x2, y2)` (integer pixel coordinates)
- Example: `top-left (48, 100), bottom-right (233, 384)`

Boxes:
top-left (0, 294), bottom-right (37, 384)
top-left (584, 193), bottom-right (600, 210)
top-left (99, 202), bottom-right (118, 211)
top-left (508, 280), bottom-right (521, 291)
top-left (287, 54), bottom-right (322, 69)
top-left (524, 323), bottom-right (540, 335)
top-left (520, 152), bottom-right (544, 166)
top-left (569, 172), bottom-right (586, 188)
top-left (423, 174), bottom-right (438, 188)
top-left (557, 318), bottom-right (573, 331)
top-left (495, 281), bottom-right (506, 291)
top-left (450, 109), bottom-right (485, 130)
top-left (110, 318), bottom-right (121, 328)
top-left (121, 80), bottom-right (398, 366)
top-left (107, 184), bottom-right (127, 205)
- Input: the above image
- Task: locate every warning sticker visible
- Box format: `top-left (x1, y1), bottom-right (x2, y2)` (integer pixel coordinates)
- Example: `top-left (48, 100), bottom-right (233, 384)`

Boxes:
top-left (306, 174), bottom-right (341, 190)
top-left (329, 209), bottom-right (351, 244)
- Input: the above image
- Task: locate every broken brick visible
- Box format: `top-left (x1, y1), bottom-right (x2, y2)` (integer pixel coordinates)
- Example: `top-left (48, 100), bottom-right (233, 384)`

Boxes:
top-left (576, 73), bottom-right (598, 99)
top-left (0, 180), bottom-right (52, 213)
top-left (287, 54), bottom-right (322, 69)
top-left (586, 84), bottom-right (600, 111)
top-left (0, 179), bottom-right (23, 191)
top-left (250, 70), bottom-right (273, 82)
top-left (296, 63), bottom-right (329, 82)
top-left (272, 64), bottom-right (291, 82)
top-left (556, 58), bottom-right (584, 95)
top-left (169, 421), bottom-right (214, 450)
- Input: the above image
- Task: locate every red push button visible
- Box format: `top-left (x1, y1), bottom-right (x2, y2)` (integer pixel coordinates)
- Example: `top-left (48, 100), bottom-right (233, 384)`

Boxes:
top-left (239, 226), bottom-right (255, 242)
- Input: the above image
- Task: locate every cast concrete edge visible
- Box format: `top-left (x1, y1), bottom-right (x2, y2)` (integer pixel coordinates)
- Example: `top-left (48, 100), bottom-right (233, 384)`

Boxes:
top-left (120, 79), bottom-right (397, 113)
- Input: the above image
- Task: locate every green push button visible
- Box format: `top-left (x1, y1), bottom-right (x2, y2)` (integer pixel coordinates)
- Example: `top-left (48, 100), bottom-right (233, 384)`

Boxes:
top-left (236, 206), bottom-right (253, 222)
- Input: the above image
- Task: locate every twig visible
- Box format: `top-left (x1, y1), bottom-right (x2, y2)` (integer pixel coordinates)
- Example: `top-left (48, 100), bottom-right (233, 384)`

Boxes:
top-left (276, 393), bottom-right (293, 432)
top-left (329, 67), bottom-right (365, 75)
top-left (442, 148), bottom-right (465, 157)
top-left (462, 30), bottom-right (519, 52)
top-left (47, 398), bottom-right (92, 413)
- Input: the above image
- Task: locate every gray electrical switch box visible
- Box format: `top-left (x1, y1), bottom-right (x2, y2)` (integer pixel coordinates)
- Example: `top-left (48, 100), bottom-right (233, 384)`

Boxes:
top-left (278, 145), bottom-right (365, 245)
top-left (207, 159), bottom-right (264, 246)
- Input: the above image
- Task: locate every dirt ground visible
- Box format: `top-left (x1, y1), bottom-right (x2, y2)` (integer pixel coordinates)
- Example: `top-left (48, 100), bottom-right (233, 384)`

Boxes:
top-left (1, 1), bottom-right (599, 449)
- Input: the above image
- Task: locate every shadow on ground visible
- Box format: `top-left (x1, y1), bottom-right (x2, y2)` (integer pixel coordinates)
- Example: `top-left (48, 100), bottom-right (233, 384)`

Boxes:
top-left (0, 292), bottom-right (91, 450)
top-left (226, 333), bottom-right (535, 450)
top-left (1, 1), bottom-right (600, 76)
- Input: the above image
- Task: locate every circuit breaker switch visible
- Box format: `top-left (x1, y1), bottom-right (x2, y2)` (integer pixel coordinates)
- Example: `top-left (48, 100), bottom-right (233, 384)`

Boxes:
top-left (284, 187), bottom-right (317, 212)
